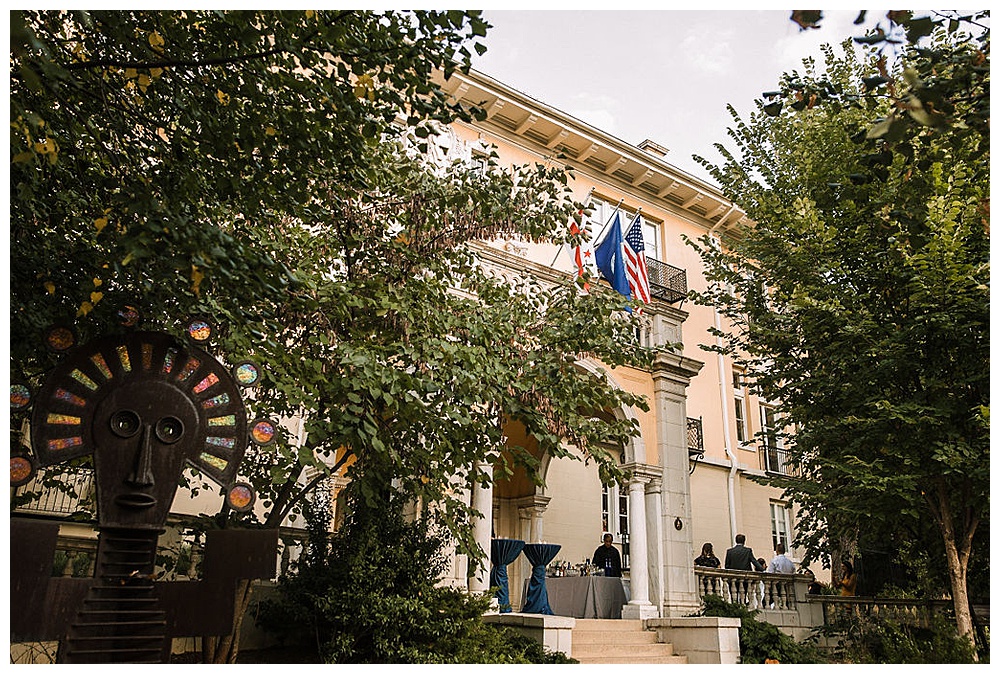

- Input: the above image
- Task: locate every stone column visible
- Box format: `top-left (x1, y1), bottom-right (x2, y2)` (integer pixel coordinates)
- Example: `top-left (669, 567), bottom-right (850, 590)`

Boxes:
top-left (468, 462), bottom-right (494, 593)
top-left (622, 475), bottom-right (658, 619)
top-left (645, 477), bottom-right (665, 612)
top-left (652, 351), bottom-right (704, 617)
top-left (516, 505), bottom-right (533, 607)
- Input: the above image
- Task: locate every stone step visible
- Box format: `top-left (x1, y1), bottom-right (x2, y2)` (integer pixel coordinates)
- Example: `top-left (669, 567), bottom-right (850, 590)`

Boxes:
top-left (572, 618), bottom-right (646, 632)
top-left (574, 642), bottom-right (676, 659)
top-left (575, 653), bottom-right (689, 665)
top-left (573, 629), bottom-right (660, 646)
top-left (570, 618), bottom-right (688, 664)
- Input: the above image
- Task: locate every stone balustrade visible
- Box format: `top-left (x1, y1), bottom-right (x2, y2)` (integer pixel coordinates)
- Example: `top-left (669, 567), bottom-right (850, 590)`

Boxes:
top-left (692, 566), bottom-right (977, 646)
top-left (695, 567), bottom-right (800, 612)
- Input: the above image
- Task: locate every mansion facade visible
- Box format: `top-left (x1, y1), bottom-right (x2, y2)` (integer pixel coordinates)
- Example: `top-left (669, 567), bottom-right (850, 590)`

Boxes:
top-left (416, 68), bottom-right (823, 617)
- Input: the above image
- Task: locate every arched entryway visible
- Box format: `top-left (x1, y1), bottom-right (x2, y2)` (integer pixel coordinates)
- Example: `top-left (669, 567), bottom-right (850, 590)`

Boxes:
top-left (482, 360), bottom-right (661, 615)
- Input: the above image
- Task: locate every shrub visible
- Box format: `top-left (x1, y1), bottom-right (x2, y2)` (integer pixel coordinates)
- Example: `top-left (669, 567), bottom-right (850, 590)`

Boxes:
top-left (818, 610), bottom-right (979, 664)
top-left (256, 493), bottom-right (575, 664)
top-left (697, 594), bottom-right (826, 664)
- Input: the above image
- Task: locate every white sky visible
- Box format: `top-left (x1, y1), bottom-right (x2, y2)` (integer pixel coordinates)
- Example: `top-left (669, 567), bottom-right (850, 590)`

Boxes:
top-left (472, 9), bottom-right (894, 185)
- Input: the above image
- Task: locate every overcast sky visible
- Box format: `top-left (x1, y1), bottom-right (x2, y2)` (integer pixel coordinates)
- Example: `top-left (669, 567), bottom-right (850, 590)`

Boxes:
top-left (472, 9), bottom-right (890, 185)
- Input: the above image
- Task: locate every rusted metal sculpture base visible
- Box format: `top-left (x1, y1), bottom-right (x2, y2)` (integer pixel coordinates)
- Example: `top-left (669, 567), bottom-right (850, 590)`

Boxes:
top-left (11, 519), bottom-right (278, 662)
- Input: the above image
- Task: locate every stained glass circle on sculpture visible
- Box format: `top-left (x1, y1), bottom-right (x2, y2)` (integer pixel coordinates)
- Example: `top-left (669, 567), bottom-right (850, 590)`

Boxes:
top-left (185, 316), bottom-right (213, 344)
top-left (30, 331), bottom-right (250, 496)
top-left (11, 382), bottom-right (32, 412)
top-left (233, 361), bottom-right (261, 388)
top-left (44, 325), bottom-right (76, 352)
top-left (11, 454), bottom-right (37, 487)
top-left (226, 482), bottom-right (255, 512)
top-left (118, 305), bottom-right (143, 328)
top-left (249, 419), bottom-right (277, 446)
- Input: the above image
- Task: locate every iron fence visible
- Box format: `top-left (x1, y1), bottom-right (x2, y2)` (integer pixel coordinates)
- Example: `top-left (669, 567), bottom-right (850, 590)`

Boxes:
top-left (12, 466), bottom-right (95, 516)
top-left (646, 257), bottom-right (688, 304)
top-left (759, 444), bottom-right (799, 477)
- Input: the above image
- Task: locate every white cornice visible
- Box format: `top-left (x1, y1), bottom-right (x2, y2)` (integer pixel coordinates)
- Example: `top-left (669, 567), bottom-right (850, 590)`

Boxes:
top-left (436, 68), bottom-right (747, 236)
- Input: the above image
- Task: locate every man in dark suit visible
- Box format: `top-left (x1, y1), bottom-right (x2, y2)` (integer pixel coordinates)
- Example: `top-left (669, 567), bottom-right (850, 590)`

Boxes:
top-left (725, 533), bottom-right (764, 605)
top-left (725, 533), bottom-right (765, 572)
top-left (592, 533), bottom-right (623, 577)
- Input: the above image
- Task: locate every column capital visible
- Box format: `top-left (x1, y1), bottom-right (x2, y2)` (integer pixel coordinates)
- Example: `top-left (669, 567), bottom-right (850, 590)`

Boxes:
top-left (622, 462), bottom-right (663, 484)
top-left (651, 351), bottom-right (704, 385)
top-left (515, 494), bottom-right (551, 516)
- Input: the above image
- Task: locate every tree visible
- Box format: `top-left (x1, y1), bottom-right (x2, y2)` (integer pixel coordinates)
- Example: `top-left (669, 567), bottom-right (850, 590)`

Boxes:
top-left (256, 491), bottom-right (576, 663)
top-left (11, 10), bottom-right (654, 662)
top-left (10, 9), bottom-right (493, 367)
top-left (206, 140), bottom-right (651, 661)
top-left (688, 20), bottom-right (988, 652)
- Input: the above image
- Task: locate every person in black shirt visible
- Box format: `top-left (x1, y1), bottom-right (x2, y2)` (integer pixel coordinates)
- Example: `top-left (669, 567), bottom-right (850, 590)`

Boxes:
top-left (592, 533), bottom-right (623, 577)
top-left (694, 542), bottom-right (720, 568)
top-left (694, 541), bottom-right (721, 593)
top-left (724, 534), bottom-right (765, 571)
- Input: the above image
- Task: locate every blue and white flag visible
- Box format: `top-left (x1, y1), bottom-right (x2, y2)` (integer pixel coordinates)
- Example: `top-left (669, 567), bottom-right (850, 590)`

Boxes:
top-left (594, 211), bottom-right (631, 304)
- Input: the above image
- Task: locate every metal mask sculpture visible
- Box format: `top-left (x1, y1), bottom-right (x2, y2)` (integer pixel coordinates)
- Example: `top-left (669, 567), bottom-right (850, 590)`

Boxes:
top-left (10, 316), bottom-right (278, 664)
top-left (27, 325), bottom-right (259, 528)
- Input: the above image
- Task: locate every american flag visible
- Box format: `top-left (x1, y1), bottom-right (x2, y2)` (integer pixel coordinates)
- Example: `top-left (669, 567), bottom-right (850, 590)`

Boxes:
top-left (623, 213), bottom-right (651, 305)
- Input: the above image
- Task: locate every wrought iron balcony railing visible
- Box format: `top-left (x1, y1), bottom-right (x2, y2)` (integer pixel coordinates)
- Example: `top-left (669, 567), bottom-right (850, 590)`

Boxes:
top-left (759, 444), bottom-right (800, 477)
top-left (646, 257), bottom-right (688, 304)
top-left (687, 416), bottom-right (705, 473)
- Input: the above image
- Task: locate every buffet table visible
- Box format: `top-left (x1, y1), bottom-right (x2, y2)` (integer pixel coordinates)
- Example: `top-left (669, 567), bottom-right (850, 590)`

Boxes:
top-left (542, 576), bottom-right (629, 619)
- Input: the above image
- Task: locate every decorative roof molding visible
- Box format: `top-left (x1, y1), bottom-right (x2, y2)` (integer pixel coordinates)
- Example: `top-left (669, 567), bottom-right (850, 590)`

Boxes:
top-left (436, 68), bottom-right (746, 237)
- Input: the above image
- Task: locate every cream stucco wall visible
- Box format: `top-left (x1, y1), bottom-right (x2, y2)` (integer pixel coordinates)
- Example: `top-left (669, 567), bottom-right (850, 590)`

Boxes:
top-left (541, 449), bottom-right (609, 567)
top-left (688, 462), bottom-right (734, 558)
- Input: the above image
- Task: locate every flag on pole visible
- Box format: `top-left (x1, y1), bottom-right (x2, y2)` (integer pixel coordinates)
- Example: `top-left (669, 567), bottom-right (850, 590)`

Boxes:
top-left (594, 211), bottom-right (631, 303)
top-left (623, 213), bottom-right (651, 306)
top-left (570, 209), bottom-right (596, 292)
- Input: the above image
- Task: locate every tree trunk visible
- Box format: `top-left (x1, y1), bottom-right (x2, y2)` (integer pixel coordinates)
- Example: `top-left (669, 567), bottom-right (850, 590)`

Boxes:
top-left (942, 537), bottom-right (975, 657)
top-left (202, 579), bottom-right (256, 663)
top-left (932, 484), bottom-right (978, 661)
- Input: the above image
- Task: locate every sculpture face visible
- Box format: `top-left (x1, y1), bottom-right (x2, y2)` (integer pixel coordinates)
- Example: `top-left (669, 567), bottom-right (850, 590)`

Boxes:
top-left (90, 379), bottom-right (201, 527)
top-left (31, 331), bottom-right (249, 529)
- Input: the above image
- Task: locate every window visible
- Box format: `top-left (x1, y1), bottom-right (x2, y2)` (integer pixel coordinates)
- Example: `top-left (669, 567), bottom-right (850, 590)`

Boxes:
top-left (601, 482), bottom-right (628, 540)
top-left (600, 461), bottom-right (630, 570)
top-left (618, 488), bottom-right (629, 539)
top-left (470, 152), bottom-right (489, 176)
top-left (760, 403), bottom-right (782, 472)
top-left (601, 446), bottom-right (629, 569)
top-left (760, 404), bottom-right (781, 450)
top-left (733, 369), bottom-right (748, 445)
top-left (642, 218), bottom-right (661, 261)
top-left (770, 502), bottom-right (791, 553)
top-left (589, 198), bottom-right (661, 261)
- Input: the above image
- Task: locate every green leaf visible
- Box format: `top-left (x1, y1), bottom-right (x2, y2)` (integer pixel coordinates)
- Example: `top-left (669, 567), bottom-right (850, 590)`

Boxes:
top-left (905, 16), bottom-right (936, 43)
top-left (866, 117), bottom-right (895, 139)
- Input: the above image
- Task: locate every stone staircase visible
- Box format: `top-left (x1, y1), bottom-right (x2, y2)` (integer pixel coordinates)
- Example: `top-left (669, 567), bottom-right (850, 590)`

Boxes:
top-left (572, 619), bottom-right (688, 664)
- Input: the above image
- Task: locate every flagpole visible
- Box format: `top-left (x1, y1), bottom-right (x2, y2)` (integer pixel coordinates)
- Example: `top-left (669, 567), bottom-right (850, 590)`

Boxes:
top-left (550, 187), bottom-right (595, 267)
top-left (591, 198), bottom-right (626, 249)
